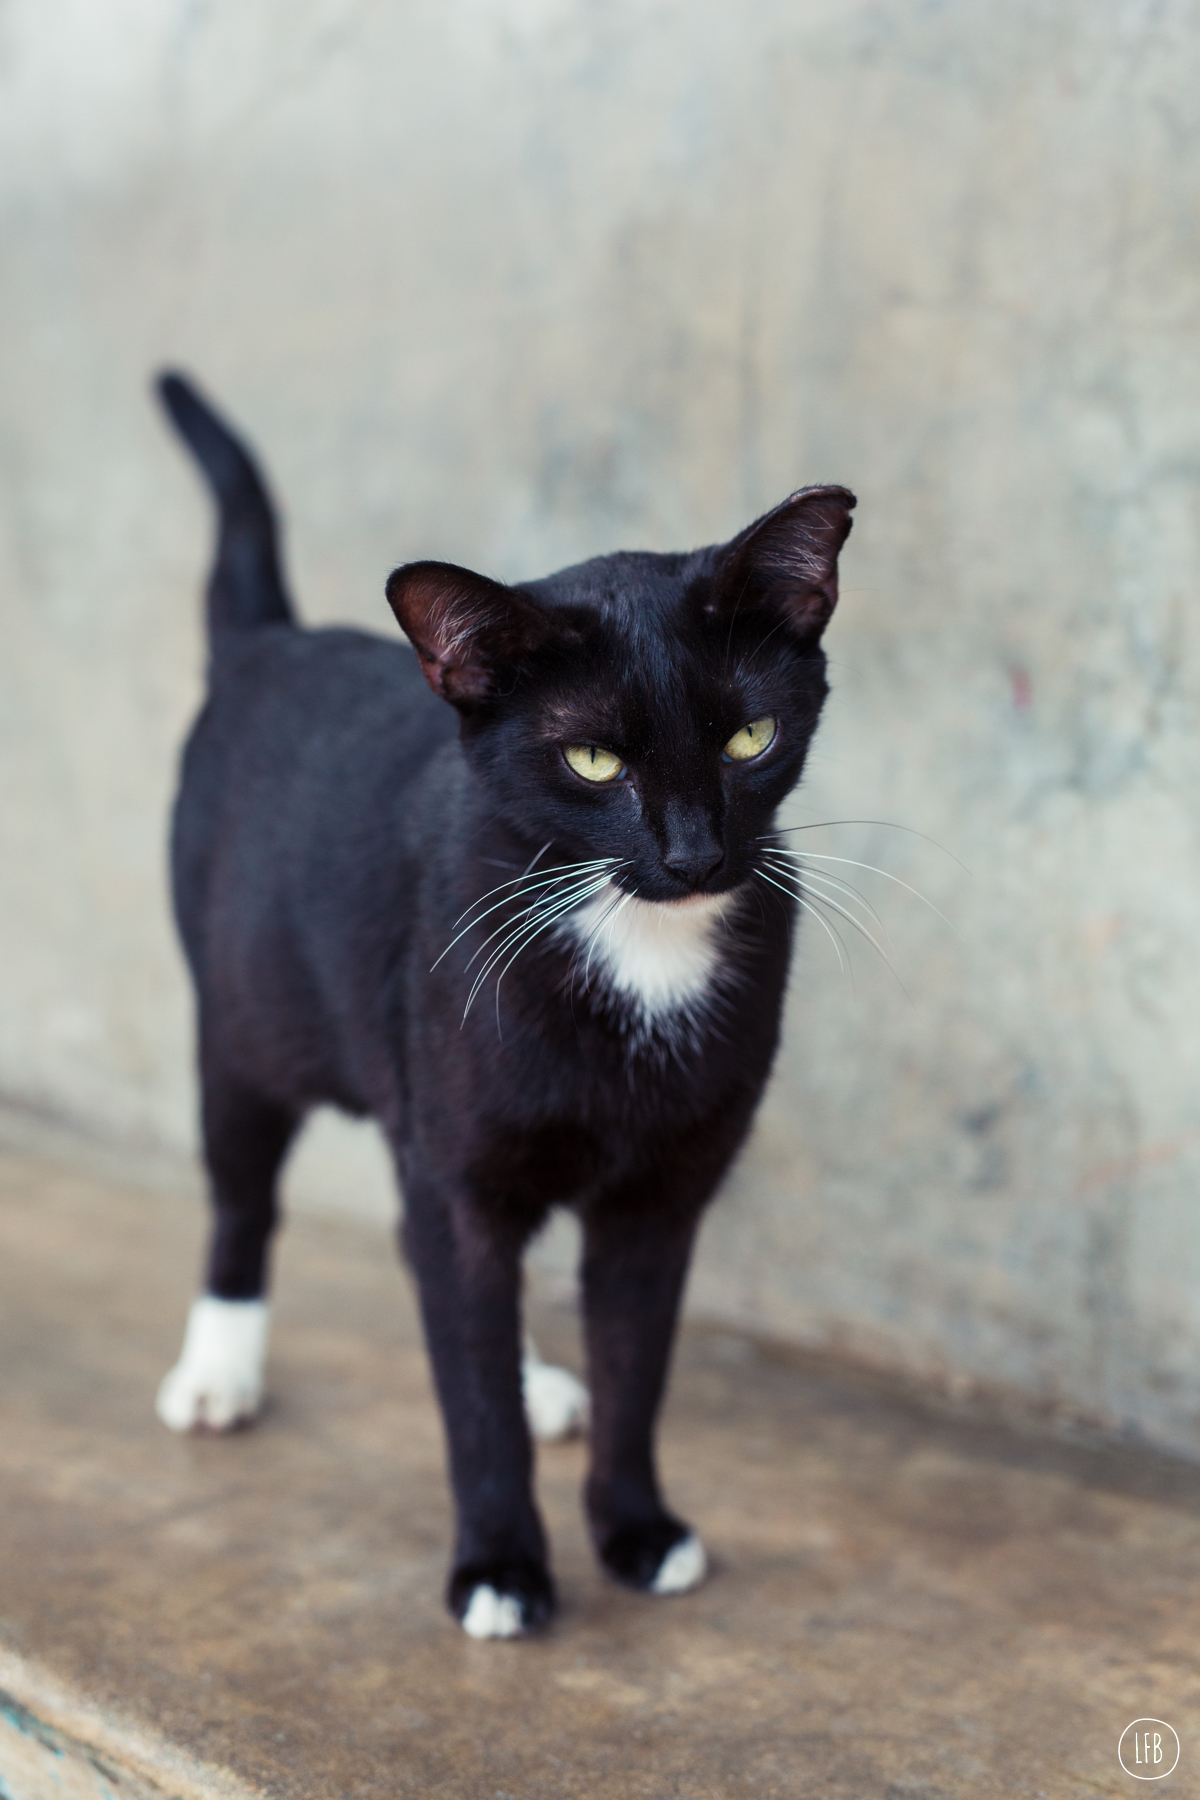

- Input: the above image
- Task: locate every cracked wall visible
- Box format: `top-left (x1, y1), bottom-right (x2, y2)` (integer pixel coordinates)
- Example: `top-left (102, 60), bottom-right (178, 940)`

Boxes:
top-left (2, 0), bottom-right (1199, 1451)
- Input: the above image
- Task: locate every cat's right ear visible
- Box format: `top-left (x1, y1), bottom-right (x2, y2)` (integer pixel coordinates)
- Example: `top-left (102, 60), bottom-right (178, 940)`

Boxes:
top-left (385, 561), bottom-right (553, 707)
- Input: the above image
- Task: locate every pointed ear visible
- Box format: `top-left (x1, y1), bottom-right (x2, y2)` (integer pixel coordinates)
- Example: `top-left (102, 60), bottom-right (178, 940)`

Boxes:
top-left (385, 561), bottom-right (554, 706)
top-left (708, 485), bottom-right (856, 645)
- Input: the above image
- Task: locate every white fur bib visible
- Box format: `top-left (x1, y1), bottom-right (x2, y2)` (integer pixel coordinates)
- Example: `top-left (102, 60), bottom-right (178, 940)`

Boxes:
top-left (563, 885), bottom-right (734, 1023)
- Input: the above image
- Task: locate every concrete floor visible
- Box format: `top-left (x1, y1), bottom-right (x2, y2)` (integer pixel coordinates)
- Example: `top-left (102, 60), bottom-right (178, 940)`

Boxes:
top-left (1, 1138), bottom-right (1198, 1798)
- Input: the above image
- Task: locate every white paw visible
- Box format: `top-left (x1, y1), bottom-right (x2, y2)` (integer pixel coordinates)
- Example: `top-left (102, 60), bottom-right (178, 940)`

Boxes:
top-left (156, 1296), bottom-right (270, 1433)
top-left (522, 1343), bottom-right (590, 1442)
top-left (651, 1533), bottom-right (708, 1595)
top-left (459, 1585), bottom-right (526, 1639)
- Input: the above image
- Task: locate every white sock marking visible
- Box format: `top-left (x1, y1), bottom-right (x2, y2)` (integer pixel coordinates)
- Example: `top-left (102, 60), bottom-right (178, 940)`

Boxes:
top-left (522, 1338), bottom-right (590, 1441)
top-left (564, 888), bottom-right (733, 1022)
top-left (651, 1533), bottom-right (708, 1595)
top-left (156, 1295), bottom-right (270, 1432)
top-left (460, 1585), bottom-right (526, 1639)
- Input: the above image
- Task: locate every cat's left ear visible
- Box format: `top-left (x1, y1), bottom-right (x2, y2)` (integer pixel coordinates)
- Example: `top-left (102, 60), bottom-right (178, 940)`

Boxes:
top-left (385, 561), bottom-right (555, 707)
top-left (708, 485), bottom-right (856, 645)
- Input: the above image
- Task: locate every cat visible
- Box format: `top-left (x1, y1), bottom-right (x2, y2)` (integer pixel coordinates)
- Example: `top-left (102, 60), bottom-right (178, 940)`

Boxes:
top-left (153, 371), bottom-right (855, 1638)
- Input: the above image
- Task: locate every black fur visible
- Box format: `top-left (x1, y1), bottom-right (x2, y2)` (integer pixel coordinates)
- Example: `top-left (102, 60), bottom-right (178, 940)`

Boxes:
top-left (157, 371), bottom-right (854, 1629)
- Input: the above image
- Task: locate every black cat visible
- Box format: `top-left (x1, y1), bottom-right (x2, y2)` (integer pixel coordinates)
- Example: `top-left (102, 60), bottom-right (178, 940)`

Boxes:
top-left (154, 372), bottom-right (855, 1637)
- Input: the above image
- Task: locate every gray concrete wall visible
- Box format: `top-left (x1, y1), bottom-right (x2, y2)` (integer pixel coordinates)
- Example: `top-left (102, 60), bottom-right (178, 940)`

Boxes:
top-left (4, 1), bottom-right (1200, 1450)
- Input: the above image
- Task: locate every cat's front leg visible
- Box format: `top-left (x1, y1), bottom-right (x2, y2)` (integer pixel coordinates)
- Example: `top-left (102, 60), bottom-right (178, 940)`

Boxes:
top-left (402, 1171), bottom-right (555, 1638)
top-left (580, 1192), bottom-right (709, 1597)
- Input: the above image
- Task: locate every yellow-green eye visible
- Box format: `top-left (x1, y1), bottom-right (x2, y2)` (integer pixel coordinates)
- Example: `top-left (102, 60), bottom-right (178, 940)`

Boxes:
top-left (564, 744), bottom-right (626, 783)
top-left (722, 716), bottom-right (777, 762)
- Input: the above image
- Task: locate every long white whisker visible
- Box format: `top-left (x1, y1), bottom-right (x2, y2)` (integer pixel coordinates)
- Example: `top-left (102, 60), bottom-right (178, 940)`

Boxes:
top-left (762, 864), bottom-right (911, 997)
top-left (579, 884), bottom-right (637, 992)
top-left (762, 854), bottom-right (890, 939)
top-left (519, 840), bottom-right (553, 880)
top-left (447, 856), bottom-right (618, 972)
top-left (762, 820), bottom-right (970, 873)
top-left (472, 875), bottom-right (616, 1023)
top-left (763, 860), bottom-right (890, 961)
top-left (455, 850), bottom-right (614, 920)
top-left (578, 886), bottom-right (625, 984)
top-left (753, 867), bottom-right (847, 977)
top-left (765, 848), bottom-right (955, 933)
top-left (463, 874), bottom-right (616, 1020)
top-left (490, 876), bottom-right (625, 1026)
top-left (460, 882), bottom-right (603, 996)
top-left (451, 864), bottom-right (581, 925)
top-left (787, 882), bottom-right (890, 964)
top-left (465, 874), bottom-right (614, 996)
top-left (486, 883), bottom-right (611, 997)
top-left (458, 867), bottom-right (619, 973)
top-left (433, 858), bottom-right (619, 967)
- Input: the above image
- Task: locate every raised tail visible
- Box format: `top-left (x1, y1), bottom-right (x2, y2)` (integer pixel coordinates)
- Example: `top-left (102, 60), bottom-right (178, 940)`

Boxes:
top-left (156, 371), bottom-right (294, 643)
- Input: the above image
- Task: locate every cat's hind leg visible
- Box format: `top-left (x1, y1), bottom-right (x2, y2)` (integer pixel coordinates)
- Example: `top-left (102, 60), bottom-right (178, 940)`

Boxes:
top-left (522, 1336), bottom-right (590, 1442)
top-left (158, 1070), bottom-right (297, 1433)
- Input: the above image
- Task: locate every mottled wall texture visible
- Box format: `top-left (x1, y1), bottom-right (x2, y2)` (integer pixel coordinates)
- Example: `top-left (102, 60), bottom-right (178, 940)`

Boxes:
top-left (4, 1), bottom-right (1200, 1450)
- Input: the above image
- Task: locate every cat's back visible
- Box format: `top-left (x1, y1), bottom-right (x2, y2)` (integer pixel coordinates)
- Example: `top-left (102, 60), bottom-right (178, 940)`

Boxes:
top-left (173, 623), bottom-right (455, 953)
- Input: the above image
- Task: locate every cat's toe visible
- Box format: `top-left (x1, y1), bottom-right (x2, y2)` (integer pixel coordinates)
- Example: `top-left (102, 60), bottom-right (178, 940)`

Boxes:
top-left (598, 1518), bottom-right (708, 1594)
top-left (449, 1560), bottom-right (556, 1638)
top-left (650, 1532), bottom-right (707, 1594)
top-left (522, 1356), bottom-right (590, 1441)
top-left (459, 1586), bottom-right (526, 1639)
top-left (156, 1361), bottom-right (263, 1432)
top-left (155, 1296), bottom-right (268, 1433)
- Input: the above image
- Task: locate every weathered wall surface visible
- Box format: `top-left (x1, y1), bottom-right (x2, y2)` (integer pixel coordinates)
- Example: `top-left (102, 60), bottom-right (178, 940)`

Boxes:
top-left (3, 1), bottom-right (1199, 1450)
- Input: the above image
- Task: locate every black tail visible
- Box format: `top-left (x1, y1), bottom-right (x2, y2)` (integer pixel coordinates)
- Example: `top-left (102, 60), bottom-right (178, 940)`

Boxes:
top-left (157, 371), bottom-right (294, 643)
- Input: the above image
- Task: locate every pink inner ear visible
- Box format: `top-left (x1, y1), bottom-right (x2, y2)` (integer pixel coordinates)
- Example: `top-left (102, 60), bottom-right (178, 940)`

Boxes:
top-left (710, 485), bottom-right (855, 641)
top-left (385, 560), bottom-right (557, 708)
top-left (780, 581), bottom-right (836, 641)
top-left (385, 561), bottom-right (509, 703)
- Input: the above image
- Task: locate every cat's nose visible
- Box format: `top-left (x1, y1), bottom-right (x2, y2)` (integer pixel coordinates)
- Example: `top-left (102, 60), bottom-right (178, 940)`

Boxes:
top-left (663, 844), bottom-right (725, 888)
top-left (660, 802), bottom-right (725, 890)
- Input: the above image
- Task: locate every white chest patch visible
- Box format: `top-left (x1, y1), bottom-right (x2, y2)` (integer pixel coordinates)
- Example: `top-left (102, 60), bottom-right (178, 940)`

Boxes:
top-left (562, 885), bottom-right (734, 1022)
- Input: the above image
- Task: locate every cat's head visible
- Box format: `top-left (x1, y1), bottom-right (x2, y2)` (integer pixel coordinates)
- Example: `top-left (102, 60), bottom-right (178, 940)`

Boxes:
top-left (385, 485), bottom-right (854, 904)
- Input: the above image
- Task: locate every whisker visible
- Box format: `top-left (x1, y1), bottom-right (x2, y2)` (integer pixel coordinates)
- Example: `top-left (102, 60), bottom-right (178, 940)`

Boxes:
top-left (497, 879), bottom-right (633, 1025)
top-left (449, 854), bottom-right (616, 927)
top-left (477, 876), bottom-right (617, 1023)
top-left (753, 867), bottom-right (848, 978)
top-left (434, 860), bottom-right (619, 971)
top-left (462, 873), bottom-right (616, 1020)
top-left (459, 880), bottom-right (604, 995)
top-left (579, 884), bottom-right (637, 992)
top-left (762, 820), bottom-right (970, 875)
top-left (764, 847), bottom-right (956, 933)
top-left (783, 879), bottom-right (890, 964)
top-left (762, 859), bottom-right (887, 956)
top-left (465, 874), bottom-right (613, 995)
top-left (762, 863), bottom-right (911, 998)
top-left (577, 887), bottom-right (624, 991)
top-left (762, 853), bottom-right (889, 939)
top-left (488, 880), bottom-right (613, 1007)
top-left (462, 869), bottom-right (616, 974)
top-left (520, 840), bottom-right (554, 880)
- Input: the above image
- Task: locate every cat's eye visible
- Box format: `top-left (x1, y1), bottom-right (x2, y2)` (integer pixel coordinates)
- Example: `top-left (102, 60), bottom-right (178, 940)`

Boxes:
top-left (722, 716), bottom-right (777, 762)
top-left (564, 744), bottom-right (626, 783)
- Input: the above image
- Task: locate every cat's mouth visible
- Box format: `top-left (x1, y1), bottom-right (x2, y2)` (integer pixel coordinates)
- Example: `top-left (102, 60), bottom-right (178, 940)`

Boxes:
top-left (656, 889), bottom-right (729, 909)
